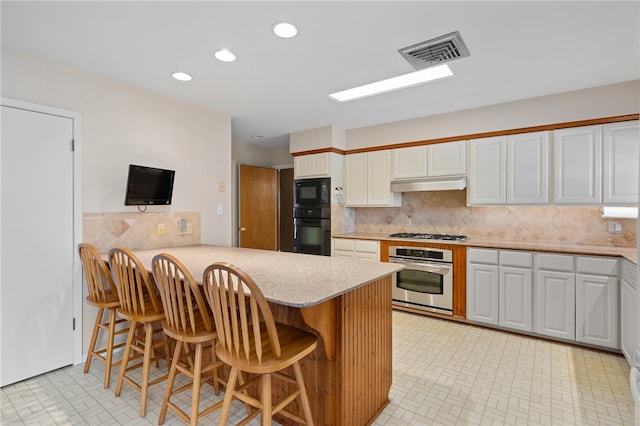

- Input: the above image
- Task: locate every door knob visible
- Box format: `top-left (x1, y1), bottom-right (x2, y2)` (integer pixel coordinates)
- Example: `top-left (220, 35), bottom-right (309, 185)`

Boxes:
top-left (240, 227), bottom-right (247, 231)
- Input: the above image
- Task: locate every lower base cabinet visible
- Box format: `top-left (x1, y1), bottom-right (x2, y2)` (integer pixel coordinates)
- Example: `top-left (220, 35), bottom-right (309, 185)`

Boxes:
top-left (621, 272), bottom-right (637, 365)
top-left (468, 248), bottom-right (621, 351)
top-left (332, 238), bottom-right (380, 261)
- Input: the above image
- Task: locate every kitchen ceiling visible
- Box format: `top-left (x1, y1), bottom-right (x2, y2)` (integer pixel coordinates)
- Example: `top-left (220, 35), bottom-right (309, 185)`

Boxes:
top-left (2, 1), bottom-right (639, 148)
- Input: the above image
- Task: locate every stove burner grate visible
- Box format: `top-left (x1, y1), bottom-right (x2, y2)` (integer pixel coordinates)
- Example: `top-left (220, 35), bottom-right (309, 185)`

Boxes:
top-left (389, 232), bottom-right (467, 242)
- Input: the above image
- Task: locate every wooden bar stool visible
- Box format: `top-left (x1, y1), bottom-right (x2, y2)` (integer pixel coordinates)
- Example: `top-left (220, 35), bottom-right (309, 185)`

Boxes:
top-left (78, 243), bottom-right (128, 389)
top-left (108, 247), bottom-right (170, 417)
top-left (151, 253), bottom-right (225, 426)
top-left (203, 262), bottom-right (318, 426)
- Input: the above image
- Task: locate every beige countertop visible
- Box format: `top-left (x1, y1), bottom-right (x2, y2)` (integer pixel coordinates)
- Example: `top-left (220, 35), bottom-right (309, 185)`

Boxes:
top-left (333, 232), bottom-right (638, 263)
top-left (127, 244), bottom-right (403, 308)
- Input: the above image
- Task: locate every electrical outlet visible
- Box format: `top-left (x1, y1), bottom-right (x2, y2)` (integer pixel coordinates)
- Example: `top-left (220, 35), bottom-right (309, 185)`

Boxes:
top-left (405, 217), bottom-right (412, 227)
top-left (608, 221), bottom-right (622, 234)
top-left (156, 223), bottom-right (165, 236)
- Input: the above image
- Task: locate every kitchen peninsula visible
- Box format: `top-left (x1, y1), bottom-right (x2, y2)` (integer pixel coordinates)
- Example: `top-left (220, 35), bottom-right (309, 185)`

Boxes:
top-left (127, 244), bottom-right (403, 426)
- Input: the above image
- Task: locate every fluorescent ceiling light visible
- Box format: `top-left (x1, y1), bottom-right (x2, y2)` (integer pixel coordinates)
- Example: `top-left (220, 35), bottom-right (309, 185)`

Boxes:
top-left (328, 64), bottom-right (454, 102)
top-left (273, 22), bottom-right (298, 38)
top-left (172, 71), bottom-right (192, 81)
top-left (214, 49), bottom-right (236, 62)
top-left (601, 206), bottom-right (638, 218)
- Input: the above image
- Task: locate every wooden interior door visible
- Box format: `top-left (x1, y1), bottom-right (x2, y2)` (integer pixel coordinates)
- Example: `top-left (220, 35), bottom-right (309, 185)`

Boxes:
top-left (239, 164), bottom-right (277, 250)
top-left (1, 105), bottom-right (75, 386)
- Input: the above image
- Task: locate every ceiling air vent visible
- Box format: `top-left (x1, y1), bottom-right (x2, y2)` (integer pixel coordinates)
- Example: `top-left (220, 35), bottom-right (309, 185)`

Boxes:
top-left (398, 31), bottom-right (470, 70)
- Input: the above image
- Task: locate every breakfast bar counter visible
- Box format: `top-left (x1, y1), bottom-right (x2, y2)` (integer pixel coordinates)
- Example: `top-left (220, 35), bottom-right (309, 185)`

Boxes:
top-left (129, 244), bottom-right (403, 426)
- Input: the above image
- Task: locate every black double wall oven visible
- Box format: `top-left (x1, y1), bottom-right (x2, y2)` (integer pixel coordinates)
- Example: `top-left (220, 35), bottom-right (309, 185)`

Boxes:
top-left (293, 177), bottom-right (331, 256)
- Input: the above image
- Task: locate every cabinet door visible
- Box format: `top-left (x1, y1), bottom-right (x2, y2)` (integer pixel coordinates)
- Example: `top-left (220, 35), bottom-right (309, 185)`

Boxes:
top-left (576, 274), bottom-right (618, 349)
top-left (468, 136), bottom-right (506, 205)
top-left (507, 131), bottom-right (549, 204)
top-left (499, 266), bottom-right (533, 332)
top-left (603, 121), bottom-right (639, 204)
top-left (294, 155), bottom-right (312, 178)
top-left (427, 141), bottom-right (466, 177)
top-left (294, 153), bottom-right (331, 178)
top-left (344, 153), bottom-right (368, 206)
top-left (553, 125), bottom-right (602, 204)
top-left (621, 279), bottom-right (637, 366)
top-left (467, 263), bottom-right (499, 325)
top-left (534, 270), bottom-right (575, 340)
top-left (391, 146), bottom-right (428, 180)
top-left (367, 150), bottom-right (396, 206)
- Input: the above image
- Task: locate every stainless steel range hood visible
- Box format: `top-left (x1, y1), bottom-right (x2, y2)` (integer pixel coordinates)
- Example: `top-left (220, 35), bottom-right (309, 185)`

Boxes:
top-left (390, 176), bottom-right (466, 192)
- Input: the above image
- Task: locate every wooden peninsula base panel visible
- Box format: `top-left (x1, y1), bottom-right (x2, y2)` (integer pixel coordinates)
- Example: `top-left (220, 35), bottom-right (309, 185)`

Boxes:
top-left (270, 275), bottom-right (393, 426)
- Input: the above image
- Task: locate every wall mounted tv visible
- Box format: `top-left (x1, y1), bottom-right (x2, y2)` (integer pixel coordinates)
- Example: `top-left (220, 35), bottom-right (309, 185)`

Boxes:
top-left (124, 164), bottom-right (175, 206)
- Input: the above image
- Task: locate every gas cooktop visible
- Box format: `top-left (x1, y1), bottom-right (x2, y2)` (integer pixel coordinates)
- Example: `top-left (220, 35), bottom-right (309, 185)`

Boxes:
top-left (389, 232), bottom-right (467, 242)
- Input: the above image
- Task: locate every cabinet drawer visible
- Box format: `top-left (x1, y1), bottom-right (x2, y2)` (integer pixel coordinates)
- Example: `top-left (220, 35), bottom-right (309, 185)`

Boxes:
top-left (354, 239), bottom-right (379, 254)
top-left (467, 248), bottom-right (499, 264)
top-left (500, 250), bottom-right (532, 268)
top-left (576, 256), bottom-right (618, 276)
top-left (333, 239), bottom-right (355, 251)
top-left (536, 253), bottom-right (574, 272)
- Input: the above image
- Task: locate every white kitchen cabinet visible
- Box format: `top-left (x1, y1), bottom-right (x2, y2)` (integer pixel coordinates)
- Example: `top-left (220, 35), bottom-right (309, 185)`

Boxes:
top-left (468, 136), bottom-right (506, 205)
top-left (427, 140), bottom-right (466, 177)
top-left (534, 253), bottom-right (576, 341)
top-left (332, 238), bottom-right (380, 261)
top-left (468, 132), bottom-right (549, 205)
top-left (344, 151), bottom-right (401, 207)
top-left (467, 248), bottom-right (500, 325)
top-left (621, 259), bottom-right (637, 366)
top-left (499, 251), bottom-right (533, 332)
top-left (575, 256), bottom-right (619, 349)
top-left (506, 131), bottom-right (550, 204)
top-left (603, 120), bottom-right (640, 204)
top-left (391, 146), bottom-right (428, 180)
top-left (294, 152), bottom-right (331, 178)
top-left (552, 125), bottom-right (603, 204)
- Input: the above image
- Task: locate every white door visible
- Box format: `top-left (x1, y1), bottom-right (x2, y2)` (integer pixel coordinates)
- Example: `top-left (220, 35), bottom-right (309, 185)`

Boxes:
top-left (1, 105), bottom-right (75, 386)
top-left (466, 263), bottom-right (499, 325)
top-left (499, 266), bottom-right (533, 332)
top-left (468, 136), bottom-right (506, 205)
top-left (576, 273), bottom-right (618, 349)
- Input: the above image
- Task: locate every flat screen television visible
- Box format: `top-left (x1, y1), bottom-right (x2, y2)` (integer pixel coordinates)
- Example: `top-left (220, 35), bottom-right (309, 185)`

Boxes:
top-left (124, 164), bottom-right (175, 206)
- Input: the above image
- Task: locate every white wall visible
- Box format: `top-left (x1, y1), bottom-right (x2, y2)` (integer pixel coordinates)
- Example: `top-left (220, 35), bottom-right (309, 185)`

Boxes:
top-left (232, 141), bottom-right (293, 168)
top-left (1, 49), bottom-right (233, 245)
top-left (345, 80), bottom-right (640, 150)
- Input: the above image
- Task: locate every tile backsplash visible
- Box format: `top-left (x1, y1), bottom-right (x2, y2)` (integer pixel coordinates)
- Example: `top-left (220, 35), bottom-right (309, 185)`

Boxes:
top-left (83, 211), bottom-right (201, 254)
top-left (337, 190), bottom-right (636, 247)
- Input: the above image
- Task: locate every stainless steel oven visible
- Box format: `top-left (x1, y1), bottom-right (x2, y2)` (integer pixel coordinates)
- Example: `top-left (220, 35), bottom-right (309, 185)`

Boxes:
top-left (389, 246), bottom-right (453, 315)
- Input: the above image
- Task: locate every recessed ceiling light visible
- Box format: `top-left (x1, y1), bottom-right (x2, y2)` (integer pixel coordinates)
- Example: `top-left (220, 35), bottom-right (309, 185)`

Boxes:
top-left (172, 71), bottom-right (192, 81)
top-left (273, 22), bottom-right (298, 38)
top-left (214, 49), bottom-right (237, 62)
top-left (328, 64), bottom-right (454, 102)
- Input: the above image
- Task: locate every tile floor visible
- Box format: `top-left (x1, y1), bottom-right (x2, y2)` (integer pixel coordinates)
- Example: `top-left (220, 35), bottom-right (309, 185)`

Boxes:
top-left (1, 311), bottom-right (635, 425)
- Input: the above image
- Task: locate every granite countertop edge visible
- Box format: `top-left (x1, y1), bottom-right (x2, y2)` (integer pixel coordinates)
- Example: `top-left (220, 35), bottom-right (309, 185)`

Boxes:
top-left (333, 232), bottom-right (637, 263)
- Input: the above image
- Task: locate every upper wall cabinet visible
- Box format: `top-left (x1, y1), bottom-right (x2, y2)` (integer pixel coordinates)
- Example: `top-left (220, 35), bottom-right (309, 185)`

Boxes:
top-left (553, 125), bottom-right (603, 204)
top-left (391, 146), bottom-right (427, 180)
top-left (603, 120), bottom-right (639, 204)
top-left (468, 136), bottom-right (506, 205)
top-left (468, 131), bottom-right (549, 205)
top-left (345, 150), bottom-right (401, 207)
top-left (427, 141), bottom-right (467, 177)
top-left (294, 152), bottom-right (331, 179)
top-left (391, 141), bottom-right (466, 180)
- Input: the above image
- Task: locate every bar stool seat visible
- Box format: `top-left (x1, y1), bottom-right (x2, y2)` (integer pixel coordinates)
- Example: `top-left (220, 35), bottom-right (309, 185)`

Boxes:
top-left (203, 262), bottom-right (318, 426)
top-left (109, 247), bottom-right (170, 417)
top-left (78, 243), bottom-right (128, 389)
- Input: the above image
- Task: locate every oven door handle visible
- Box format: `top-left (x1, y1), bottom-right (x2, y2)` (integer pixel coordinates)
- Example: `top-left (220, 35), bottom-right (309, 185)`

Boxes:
top-left (389, 258), bottom-right (452, 274)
